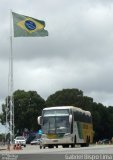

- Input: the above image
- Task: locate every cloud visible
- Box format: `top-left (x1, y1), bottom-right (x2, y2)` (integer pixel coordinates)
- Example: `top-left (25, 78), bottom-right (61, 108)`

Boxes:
top-left (0, 0), bottom-right (113, 108)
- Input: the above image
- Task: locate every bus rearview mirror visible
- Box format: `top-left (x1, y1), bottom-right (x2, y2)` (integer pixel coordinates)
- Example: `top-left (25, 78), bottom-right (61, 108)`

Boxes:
top-left (69, 115), bottom-right (72, 123)
top-left (37, 116), bottom-right (42, 125)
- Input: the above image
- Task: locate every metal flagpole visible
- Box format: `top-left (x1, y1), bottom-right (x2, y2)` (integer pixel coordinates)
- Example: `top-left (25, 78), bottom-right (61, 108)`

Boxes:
top-left (9, 10), bottom-right (14, 145)
top-left (5, 96), bottom-right (8, 143)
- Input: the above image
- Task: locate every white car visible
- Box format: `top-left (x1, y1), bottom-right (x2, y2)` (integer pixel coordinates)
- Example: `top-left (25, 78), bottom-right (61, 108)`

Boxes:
top-left (14, 136), bottom-right (26, 147)
top-left (30, 138), bottom-right (42, 145)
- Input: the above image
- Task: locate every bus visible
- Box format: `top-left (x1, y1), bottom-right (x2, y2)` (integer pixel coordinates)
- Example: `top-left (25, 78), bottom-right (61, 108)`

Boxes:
top-left (37, 106), bottom-right (93, 148)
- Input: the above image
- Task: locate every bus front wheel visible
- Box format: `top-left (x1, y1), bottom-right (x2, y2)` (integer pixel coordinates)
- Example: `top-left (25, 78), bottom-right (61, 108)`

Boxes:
top-left (62, 144), bottom-right (69, 148)
top-left (48, 145), bottom-right (54, 148)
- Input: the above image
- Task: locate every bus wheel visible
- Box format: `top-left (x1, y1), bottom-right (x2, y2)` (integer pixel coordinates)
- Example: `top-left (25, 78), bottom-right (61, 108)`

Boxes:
top-left (81, 143), bottom-right (85, 147)
top-left (71, 144), bottom-right (75, 148)
top-left (66, 145), bottom-right (69, 148)
top-left (62, 145), bottom-right (66, 148)
top-left (56, 145), bottom-right (58, 148)
top-left (40, 145), bottom-right (42, 149)
top-left (62, 145), bottom-right (69, 148)
top-left (81, 143), bottom-right (89, 147)
top-left (48, 145), bottom-right (54, 148)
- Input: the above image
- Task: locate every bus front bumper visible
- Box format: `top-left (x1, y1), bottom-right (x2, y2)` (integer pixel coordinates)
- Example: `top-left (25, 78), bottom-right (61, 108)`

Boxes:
top-left (41, 137), bottom-right (73, 145)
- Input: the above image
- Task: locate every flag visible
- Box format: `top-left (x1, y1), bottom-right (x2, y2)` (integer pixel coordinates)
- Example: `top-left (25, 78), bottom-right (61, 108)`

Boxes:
top-left (12, 12), bottom-right (48, 37)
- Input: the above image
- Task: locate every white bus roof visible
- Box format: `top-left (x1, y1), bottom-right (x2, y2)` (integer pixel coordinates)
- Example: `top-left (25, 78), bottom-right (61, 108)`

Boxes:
top-left (43, 106), bottom-right (91, 116)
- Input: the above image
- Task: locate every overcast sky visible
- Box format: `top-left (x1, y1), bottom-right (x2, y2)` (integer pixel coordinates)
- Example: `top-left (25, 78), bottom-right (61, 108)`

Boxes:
top-left (1, 0), bottom-right (113, 110)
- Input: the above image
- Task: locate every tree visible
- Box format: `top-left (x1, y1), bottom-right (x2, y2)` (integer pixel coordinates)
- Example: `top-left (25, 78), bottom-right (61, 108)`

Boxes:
top-left (1, 90), bottom-right (46, 135)
top-left (46, 88), bottom-right (94, 112)
top-left (46, 88), bottom-right (84, 107)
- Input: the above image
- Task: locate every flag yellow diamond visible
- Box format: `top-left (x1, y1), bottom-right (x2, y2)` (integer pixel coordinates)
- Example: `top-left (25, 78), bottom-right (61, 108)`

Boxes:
top-left (17, 18), bottom-right (44, 33)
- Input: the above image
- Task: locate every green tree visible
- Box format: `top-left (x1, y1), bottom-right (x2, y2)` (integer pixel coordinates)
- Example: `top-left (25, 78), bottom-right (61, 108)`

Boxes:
top-left (46, 88), bottom-right (93, 111)
top-left (46, 88), bottom-right (84, 107)
top-left (107, 106), bottom-right (113, 138)
top-left (1, 90), bottom-right (46, 134)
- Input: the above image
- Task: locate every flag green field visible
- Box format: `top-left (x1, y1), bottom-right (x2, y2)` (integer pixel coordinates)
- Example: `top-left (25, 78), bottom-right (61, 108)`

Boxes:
top-left (12, 12), bottom-right (48, 37)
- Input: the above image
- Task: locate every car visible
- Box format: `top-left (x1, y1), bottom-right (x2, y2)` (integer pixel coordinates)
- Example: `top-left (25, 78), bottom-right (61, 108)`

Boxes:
top-left (14, 136), bottom-right (26, 147)
top-left (26, 135), bottom-right (36, 144)
top-left (30, 138), bottom-right (41, 145)
top-left (101, 139), bottom-right (110, 144)
top-left (98, 139), bottom-right (110, 144)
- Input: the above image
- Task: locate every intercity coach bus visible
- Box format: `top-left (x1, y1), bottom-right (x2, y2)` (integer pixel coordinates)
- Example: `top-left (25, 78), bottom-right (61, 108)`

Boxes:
top-left (38, 106), bottom-right (93, 148)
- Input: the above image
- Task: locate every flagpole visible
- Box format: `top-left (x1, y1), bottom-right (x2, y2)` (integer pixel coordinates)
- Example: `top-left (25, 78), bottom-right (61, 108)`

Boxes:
top-left (9, 9), bottom-right (14, 145)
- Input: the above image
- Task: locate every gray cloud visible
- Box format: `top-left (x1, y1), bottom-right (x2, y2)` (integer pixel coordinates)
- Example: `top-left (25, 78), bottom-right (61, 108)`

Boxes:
top-left (0, 0), bottom-right (113, 107)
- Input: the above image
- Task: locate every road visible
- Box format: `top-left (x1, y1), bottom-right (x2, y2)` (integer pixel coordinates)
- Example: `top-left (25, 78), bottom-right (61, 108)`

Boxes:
top-left (0, 144), bottom-right (113, 160)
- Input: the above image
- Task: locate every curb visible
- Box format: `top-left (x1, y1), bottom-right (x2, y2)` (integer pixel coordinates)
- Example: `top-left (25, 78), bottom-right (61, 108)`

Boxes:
top-left (0, 148), bottom-right (7, 151)
top-left (0, 145), bottom-right (7, 151)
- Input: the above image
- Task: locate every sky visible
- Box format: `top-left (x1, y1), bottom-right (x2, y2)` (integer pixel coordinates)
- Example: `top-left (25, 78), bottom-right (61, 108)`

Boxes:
top-left (1, 0), bottom-right (113, 113)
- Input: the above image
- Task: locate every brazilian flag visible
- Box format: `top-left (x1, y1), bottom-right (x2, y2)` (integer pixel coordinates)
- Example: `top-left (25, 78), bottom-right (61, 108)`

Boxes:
top-left (12, 12), bottom-right (48, 37)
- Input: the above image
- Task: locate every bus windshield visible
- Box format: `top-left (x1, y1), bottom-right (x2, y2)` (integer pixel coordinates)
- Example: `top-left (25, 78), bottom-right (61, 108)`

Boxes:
top-left (42, 116), bottom-right (70, 134)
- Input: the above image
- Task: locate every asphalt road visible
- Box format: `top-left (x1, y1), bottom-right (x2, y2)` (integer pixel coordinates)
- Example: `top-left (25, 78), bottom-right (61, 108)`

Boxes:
top-left (0, 144), bottom-right (113, 160)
